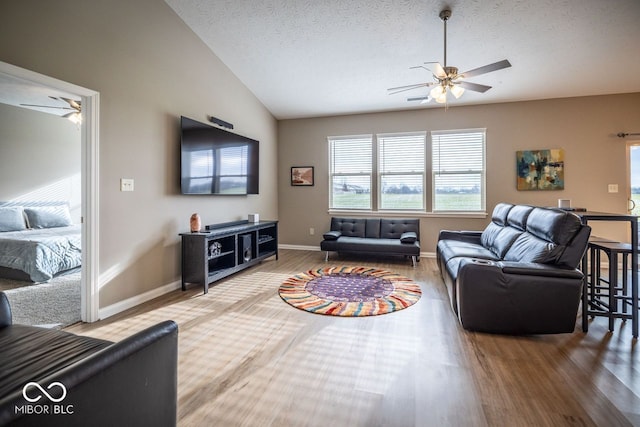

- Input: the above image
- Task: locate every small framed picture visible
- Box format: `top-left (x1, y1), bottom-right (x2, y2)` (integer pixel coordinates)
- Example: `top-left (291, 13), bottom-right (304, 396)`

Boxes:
top-left (291, 166), bottom-right (314, 186)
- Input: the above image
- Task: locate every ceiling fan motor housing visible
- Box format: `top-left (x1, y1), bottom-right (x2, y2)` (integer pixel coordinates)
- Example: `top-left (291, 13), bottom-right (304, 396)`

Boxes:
top-left (444, 66), bottom-right (458, 78)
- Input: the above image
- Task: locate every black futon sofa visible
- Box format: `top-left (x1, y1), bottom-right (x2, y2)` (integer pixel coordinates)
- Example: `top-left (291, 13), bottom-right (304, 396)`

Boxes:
top-left (0, 292), bottom-right (178, 426)
top-left (320, 217), bottom-right (420, 266)
top-left (437, 203), bottom-right (591, 334)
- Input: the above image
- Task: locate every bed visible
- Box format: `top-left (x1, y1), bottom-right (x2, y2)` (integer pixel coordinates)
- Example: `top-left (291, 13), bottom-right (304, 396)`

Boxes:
top-left (0, 204), bottom-right (81, 283)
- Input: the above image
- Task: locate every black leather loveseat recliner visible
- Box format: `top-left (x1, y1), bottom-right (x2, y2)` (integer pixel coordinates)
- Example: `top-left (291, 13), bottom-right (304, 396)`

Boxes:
top-left (0, 292), bottom-right (178, 426)
top-left (320, 217), bottom-right (420, 266)
top-left (437, 203), bottom-right (591, 334)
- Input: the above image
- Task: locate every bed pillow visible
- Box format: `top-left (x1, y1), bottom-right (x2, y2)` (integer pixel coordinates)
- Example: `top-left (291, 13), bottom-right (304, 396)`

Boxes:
top-left (0, 206), bottom-right (27, 232)
top-left (24, 205), bottom-right (73, 229)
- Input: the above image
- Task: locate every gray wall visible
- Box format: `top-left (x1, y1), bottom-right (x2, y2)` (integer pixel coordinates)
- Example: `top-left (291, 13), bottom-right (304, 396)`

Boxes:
top-left (0, 103), bottom-right (81, 221)
top-left (278, 93), bottom-right (640, 253)
top-left (0, 0), bottom-right (278, 308)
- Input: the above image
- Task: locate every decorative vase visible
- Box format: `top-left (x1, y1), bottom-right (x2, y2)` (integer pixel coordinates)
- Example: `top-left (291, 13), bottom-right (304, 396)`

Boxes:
top-left (190, 213), bottom-right (201, 233)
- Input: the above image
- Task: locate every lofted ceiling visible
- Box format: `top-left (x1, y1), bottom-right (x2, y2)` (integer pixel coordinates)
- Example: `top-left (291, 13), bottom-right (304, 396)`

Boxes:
top-left (165, 0), bottom-right (640, 119)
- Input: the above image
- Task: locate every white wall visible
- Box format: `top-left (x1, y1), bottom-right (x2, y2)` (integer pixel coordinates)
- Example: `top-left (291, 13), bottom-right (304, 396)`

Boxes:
top-left (0, 103), bottom-right (81, 222)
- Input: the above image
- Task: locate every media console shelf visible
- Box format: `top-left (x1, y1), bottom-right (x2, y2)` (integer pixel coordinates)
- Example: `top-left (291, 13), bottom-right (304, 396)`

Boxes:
top-left (180, 220), bottom-right (278, 294)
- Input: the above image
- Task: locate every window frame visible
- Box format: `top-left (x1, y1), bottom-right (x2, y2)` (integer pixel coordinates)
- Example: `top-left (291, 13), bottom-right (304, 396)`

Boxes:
top-left (431, 128), bottom-right (486, 213)
top-left (327, 128), bottom-right (487, 216)
top-left (328, 135), bottom-right (374, 211)
top-left (376, 131), bottom-right (427, 211)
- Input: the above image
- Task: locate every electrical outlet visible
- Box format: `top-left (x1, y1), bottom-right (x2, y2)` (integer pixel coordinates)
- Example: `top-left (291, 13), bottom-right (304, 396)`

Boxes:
top-left (309, 227), bottom-right (315, 235)
top-left (608, 184), bottom-right (618, 193)
top-left (120, 178), bottom-right (134, 192)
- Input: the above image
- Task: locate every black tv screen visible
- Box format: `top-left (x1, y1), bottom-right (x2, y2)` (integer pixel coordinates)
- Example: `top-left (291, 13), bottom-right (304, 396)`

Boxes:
top-left (180, 116), bottom-right (259, 195)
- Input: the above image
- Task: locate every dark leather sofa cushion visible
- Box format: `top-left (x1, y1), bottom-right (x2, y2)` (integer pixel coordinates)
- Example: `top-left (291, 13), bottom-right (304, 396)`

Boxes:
top-left (380, 219), bottom-right (420, 239)
top-left (526, 207), bottom-right (581, 246)
top-left (490, 202), bottom-right (513, 226)
top-left (0, 324), bottom-right (112, 399)
top-left (330, 217), bottom-right (366, 237)
top-left (332, 236), bottom-right (419, 255)
top-left (482, 225), bottom-right (522, 258)
top-left (365, 219), bottom-right (381, 238)
top-left (506, 205), bottom-right (534, 231)
top-left (503, 233), bottom-right (560, 263)
top-left (437, 239), bottom-right (498, 265)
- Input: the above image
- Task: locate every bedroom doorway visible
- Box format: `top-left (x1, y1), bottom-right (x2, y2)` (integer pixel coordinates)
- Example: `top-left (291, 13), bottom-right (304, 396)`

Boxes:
top-left (0, 61), bottom-right (100, 323)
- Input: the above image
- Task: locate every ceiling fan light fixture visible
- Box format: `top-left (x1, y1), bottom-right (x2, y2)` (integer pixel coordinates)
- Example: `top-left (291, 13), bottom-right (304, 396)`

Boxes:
top-left (430, 85), bottom-right (445, 99)
top-left (65, 111), bottom-right (82, 125)
top-left (450, 84), bottom-right (465, 99)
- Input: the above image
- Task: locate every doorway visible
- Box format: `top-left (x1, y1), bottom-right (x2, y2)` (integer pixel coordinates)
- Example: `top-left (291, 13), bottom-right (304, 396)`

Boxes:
top-left (628, 142), bottom-right (640, 216)
top-left (0, 61), bottom-right (100, 322)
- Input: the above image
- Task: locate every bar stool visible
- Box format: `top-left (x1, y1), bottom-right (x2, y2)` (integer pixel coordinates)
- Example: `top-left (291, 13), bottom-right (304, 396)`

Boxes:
top-left (587, 239), bottom-right (636, 332)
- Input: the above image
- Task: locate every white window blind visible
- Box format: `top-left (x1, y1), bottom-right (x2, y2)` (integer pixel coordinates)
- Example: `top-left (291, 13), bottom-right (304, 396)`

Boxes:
top-left (432, 129), bottom-right (486, 211)
top-left (378, 132), bottom-right (426, 210)
top-left (329, 136), bottom-right (372, 209)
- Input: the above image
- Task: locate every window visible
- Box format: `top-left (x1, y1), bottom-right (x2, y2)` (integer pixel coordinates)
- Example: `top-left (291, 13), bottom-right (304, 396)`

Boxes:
top-left (432, 129), bottom-right (486, 212)
top-left (329, 135), bottom-right (372, 209)
top-left (378, 132), bottom-right (426, 210)
top-left (329, 129), bottom-right (486, 213)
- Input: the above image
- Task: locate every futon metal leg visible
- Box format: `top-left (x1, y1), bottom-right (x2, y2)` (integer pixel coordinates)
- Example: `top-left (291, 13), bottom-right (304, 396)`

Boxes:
top-left (324, 251), bottom-right (329, 262)
top-left (411, 256), bottom-right (417, 267)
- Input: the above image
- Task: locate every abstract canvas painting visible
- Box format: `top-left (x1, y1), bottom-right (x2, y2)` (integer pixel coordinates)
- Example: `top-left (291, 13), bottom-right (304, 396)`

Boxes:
top-left (516, 149), bottom-right (565, 191)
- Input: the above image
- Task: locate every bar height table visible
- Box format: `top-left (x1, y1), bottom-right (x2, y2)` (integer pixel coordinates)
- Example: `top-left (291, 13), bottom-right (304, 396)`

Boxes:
top-left (577, 211), bottom-right (638, 339)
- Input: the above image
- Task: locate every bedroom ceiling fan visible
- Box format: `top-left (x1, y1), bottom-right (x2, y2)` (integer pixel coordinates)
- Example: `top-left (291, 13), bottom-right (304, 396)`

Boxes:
top-left (388, 9), bottom-right (511, 105)
top-left (20, 96), bottom-right (82, 124)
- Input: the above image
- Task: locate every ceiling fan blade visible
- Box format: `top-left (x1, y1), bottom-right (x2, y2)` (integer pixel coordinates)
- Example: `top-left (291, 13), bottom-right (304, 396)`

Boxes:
top-left (426, 62), bottom-right (446, 79)
top-left (459, 59), bottom-right (511, 79)
top-left (60, 97), bottom-right (81, 111)
top-left (407, 96), bottom-right (430, 102)
top-left (387, 82), bottom-right (432, 95)
top-left (19, 103), bottom-right (75, 110)
top-left (458, 81), bottom-right (492, 93)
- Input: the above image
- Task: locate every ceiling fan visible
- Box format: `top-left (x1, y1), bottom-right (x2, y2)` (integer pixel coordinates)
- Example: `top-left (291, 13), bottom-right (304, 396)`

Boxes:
top-left (20, 96), bottom-right (82, 123)
top-left (388, 9), bottom-right (511, 105)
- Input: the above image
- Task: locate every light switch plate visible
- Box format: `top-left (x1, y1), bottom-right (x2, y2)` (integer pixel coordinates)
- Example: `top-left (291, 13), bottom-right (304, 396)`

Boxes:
top-left (120, 178), bottom-right (134, 192)
top-left (608, 184), bottom-right (618, 193)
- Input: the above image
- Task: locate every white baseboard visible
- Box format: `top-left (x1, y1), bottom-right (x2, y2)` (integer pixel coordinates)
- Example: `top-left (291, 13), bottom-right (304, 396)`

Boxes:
top-left (98, 280), bottom-right (182, 320)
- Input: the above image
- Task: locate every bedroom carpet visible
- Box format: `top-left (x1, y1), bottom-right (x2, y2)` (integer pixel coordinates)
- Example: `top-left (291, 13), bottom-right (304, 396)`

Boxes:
top-left (1, 271), bottom-right (81, 328)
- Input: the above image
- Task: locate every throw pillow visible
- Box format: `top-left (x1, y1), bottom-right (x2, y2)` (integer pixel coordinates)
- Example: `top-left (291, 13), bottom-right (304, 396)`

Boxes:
top-left (323, 230), bottom-right (341, 240)
top-left (400, 231), bottom-right (417, 243)
top-left (0, 206), bottom-right (27, 232)
top-left (24, 205), bottom-right (73, 229)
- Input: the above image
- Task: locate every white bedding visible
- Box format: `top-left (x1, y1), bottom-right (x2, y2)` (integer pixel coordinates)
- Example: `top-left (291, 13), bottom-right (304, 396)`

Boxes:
top-left (0, 225), bottom-right (82, 282)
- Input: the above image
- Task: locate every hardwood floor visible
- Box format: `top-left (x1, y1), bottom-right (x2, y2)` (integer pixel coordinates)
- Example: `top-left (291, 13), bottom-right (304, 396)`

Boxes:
top-left (66, 250), bottom-right (640, 426)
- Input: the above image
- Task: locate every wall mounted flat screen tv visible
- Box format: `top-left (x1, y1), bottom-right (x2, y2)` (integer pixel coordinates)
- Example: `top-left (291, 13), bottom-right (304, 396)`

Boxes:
top-left (180, 116), bottom-right (259, 195)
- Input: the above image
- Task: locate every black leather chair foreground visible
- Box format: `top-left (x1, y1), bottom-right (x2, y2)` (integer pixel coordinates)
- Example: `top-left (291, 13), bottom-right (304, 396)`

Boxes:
top-left (437, 203), bottom-right (591, 335)
top-left (0, 292), bottom-right (178, 426)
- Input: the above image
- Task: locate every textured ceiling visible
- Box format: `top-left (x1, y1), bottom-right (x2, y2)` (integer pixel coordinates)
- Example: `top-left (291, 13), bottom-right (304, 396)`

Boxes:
top-left (165, 0), bottom-right (640, 119)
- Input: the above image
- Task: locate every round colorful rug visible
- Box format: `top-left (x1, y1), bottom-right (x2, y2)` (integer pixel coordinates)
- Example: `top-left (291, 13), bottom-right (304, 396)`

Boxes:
top-left (278, 266), bottom-right (422, 316)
